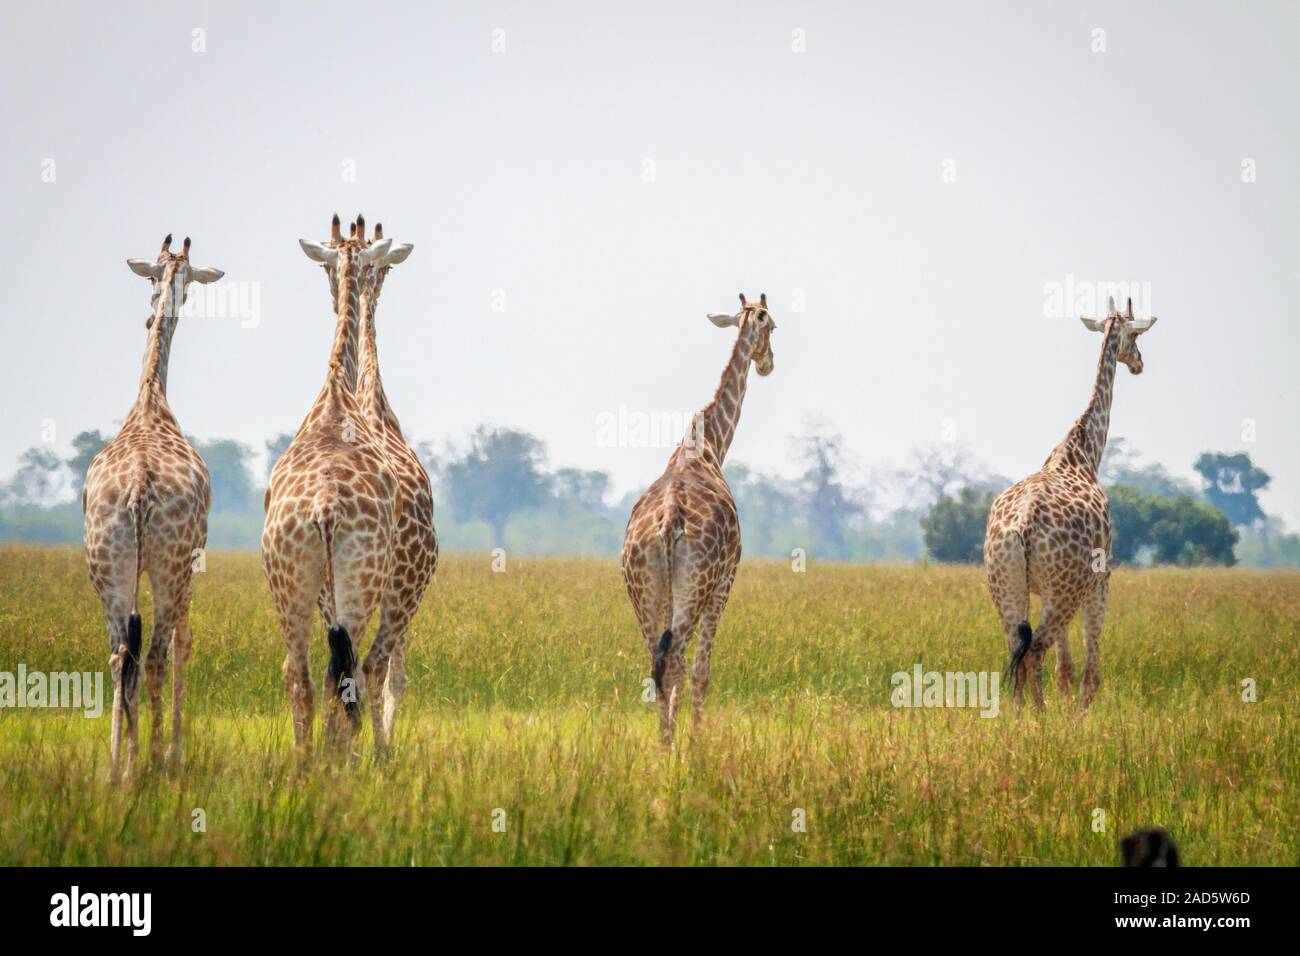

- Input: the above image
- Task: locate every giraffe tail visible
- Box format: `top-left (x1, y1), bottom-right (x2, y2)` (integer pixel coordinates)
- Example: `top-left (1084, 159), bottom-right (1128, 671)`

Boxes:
top-left (326, 624), bottom-right (359, 725)
top-left (1004, 621), bottom-right (1033, 682)
top-left (314, 507), bottom-right (359, 725)
top-left (121, 613), bottom-right (143, 719)
top-left (120, 481), bottom-right (147, 717)
top-left (653, 630), bottom-right (673, 694)
top-left (652, 505), bottom-right (683, 694)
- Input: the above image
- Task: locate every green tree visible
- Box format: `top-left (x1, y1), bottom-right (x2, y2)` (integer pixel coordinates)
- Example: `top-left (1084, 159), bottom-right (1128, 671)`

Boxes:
top-left (442, 426), bottom-right (550, 545)
top-left (1147, 495), bottom-right (1237, 565)
top-left (921, 487), bottom-right (993, 563)
top-left (1194, 452), bottom-right (1270, 526)
top-left (1107, 484), bottom-right (1152, 563)
top-left (1108, 483), bottom-right (1237, 566)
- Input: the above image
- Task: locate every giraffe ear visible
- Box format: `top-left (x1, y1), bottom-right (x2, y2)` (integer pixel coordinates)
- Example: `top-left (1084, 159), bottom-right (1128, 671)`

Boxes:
top-left (1130, 316), bottom-right (1157, 333)
top-left (708, 312), bottom-right (740, 328)
top-left (383, 243), bottom-right (414, 266)
top-left (360, 238), bottom-right (393, 264)
top-left (188, 265), bottom-right (225, 284)
top-left (127, 259), bottom-right (164, 279)
top-left (1079, 315), bottom-right (1105, 332)
top-left (299, 240), bottom-right (339, 265)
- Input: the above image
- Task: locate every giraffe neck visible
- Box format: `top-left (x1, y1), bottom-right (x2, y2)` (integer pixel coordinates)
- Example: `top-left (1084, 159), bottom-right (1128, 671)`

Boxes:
top-left (137, 268), bottom-right (182, 399)
top-left (694, 318), bottom-right (759, 463)
top-left (356, 272), bottom-right (403, 433)
top-left (325, 254), bottom-right (363, 393)
top-left (1052, 317), bottom-right (1120, 474)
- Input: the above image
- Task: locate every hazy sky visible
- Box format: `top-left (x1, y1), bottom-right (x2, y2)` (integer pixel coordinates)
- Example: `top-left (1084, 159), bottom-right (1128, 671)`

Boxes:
top-left (2, 1), bottom-right (1297, 523)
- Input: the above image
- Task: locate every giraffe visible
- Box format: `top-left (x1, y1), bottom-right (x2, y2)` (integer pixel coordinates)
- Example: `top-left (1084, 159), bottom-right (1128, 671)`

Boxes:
top-left (984, 297), bottom-right (1157, 710)
top-left (353, 221), bottom-right (437, 742)
top-left (83, 234), bottom-right (224, 780)
top-left (621, 293), bottom-right (776, 746)
top-left (262, 214), bottom-right (398, 754)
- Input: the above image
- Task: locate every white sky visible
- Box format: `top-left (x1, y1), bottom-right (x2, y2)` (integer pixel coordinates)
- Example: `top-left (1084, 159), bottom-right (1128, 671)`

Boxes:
top-left (2, 1), bottom-right (1297, 524)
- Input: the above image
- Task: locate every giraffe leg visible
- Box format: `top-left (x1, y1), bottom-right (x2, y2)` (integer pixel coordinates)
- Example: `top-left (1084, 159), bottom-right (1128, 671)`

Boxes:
top-left (144, 594), bottom-right (180, 766)
top-left (658, 613), bottom-right (697, 748)
top-left (361, 618), bottom-right (401, 757)
top-left (382, 519), bottom-right (436, 744)
top-left (691, 576), bottom-right (733, 729)
top-left (1025, 645), bottom-right (1047, 711)
top-left (98, 591), bottom-right (134, 783)
top-left (170, 603), bottom-right (194, 764)
top-left (988, 547), bottom-right (1030, 708)
top-left (282, 634), bottom-right (314, 754)
top-left (142, 553), bottom-right (187, 766)
top-left (371, 586), bottom-right (424, 752)
top-left (324, 546), bottom-right (387, 748)
top-left (1028, 604), bottom-right (1073, 711)
top-left (381, 636), bottom-right (407, 742)
top-left (272, 583), bottom-right (317, 755)
top-left (1055, 624), bottom-right (1077, 701)
top-left (1080, 577), bottom-right (1108, 710)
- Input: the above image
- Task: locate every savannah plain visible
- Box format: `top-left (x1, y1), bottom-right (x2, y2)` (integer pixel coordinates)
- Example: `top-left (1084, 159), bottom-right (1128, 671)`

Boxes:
top-left (0, 545), bottom-right (1295, 866)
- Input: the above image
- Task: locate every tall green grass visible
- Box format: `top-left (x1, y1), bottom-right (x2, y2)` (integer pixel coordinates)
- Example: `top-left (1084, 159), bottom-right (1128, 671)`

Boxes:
top-left (1, 545), bottom-right (1295, 865)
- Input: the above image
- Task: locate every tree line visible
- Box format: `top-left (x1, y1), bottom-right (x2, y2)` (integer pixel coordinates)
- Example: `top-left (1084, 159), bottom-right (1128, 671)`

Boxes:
top-left (1, 425), bottom-right (1296, 568)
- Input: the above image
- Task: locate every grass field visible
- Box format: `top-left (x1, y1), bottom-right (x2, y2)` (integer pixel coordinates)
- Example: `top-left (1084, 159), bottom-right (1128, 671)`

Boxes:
top-left (0, 544), bottom-right (1296, 866)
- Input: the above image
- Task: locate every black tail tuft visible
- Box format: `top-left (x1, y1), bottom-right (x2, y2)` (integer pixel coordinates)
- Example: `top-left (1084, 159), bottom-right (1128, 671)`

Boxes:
top-left (326, 625), bottom-right (360, 724)
top-left (652, 630), bottom-right (673, 695)
top-left (120, 613), bottom-right (143, 717)
top-left (1005, 620), bottom-right (1033, 682)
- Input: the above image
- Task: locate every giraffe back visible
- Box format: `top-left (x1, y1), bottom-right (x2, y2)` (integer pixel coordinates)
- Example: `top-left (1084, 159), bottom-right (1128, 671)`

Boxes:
top-left (84, 394), bottom-right (210, 590)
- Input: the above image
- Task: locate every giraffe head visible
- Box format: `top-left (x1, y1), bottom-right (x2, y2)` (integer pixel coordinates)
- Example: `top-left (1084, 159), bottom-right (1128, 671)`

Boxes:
top-left (707, 292), bottom-right (776, 376)
top-left (298, 213), bottom-right (393, 305)
top-left (126, 234), bottom-right (224, 329)
top-left (359, 221), bottom-right (414, 301)
top-left (1080, 296), bottom-right (1156, 374)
